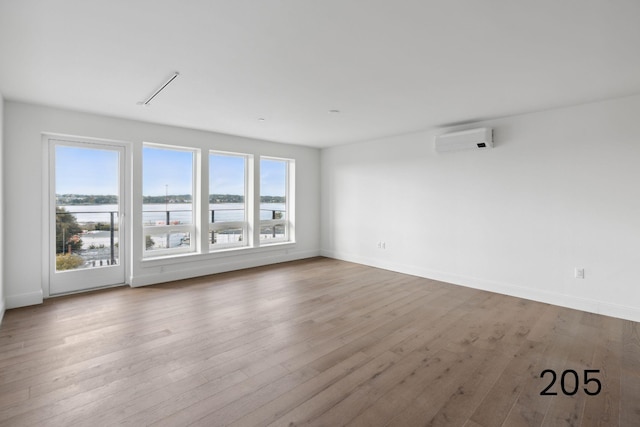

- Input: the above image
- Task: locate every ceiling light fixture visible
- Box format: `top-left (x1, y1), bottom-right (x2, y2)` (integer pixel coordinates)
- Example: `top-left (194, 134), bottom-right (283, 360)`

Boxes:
top-left (138, 71), bottom-right (180, 105)
top-left (328, 109), bottom-right (340, 114)
top-left (258, 118), bottom-right (266, 121)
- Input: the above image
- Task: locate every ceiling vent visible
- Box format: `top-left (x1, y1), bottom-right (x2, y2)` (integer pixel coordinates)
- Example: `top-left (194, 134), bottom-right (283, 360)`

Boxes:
top-left (434, 128), bottom-right (493, 152)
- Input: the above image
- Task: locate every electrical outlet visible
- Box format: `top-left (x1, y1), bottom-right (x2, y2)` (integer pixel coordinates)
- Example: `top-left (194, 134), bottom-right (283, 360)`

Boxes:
top-left (377, 241), bottom-right (382, 249)
top-left (575, 268), bottom-right (585, 279)
top-left (382, 242), bottom-right (386, 249)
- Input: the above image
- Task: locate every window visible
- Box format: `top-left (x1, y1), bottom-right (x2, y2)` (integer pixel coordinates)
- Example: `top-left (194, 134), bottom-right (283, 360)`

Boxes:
top-left (142, 145), bottom-right (196, 256)
top-left (260, 157), bottom-right (292, 243)
top-left (140, 145), bottom-right (293, 259)
top-left (209, 152), bottom-right (248, 249)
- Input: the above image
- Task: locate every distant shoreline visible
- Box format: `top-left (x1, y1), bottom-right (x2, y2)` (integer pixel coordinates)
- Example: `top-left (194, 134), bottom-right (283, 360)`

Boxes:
top-left (56, 193), bottom-right (285, 204)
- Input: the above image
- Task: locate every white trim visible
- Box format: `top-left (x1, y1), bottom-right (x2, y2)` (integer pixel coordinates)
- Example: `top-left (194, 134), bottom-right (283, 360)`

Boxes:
top-left (246, 155), bottom-right (256, 248)
top-left (322, 249), bottom-right (640, 323)
top-left (6, 290), bottom-right (44, 309)
top-left (288, 159), bottom-right (296, 243)
top-left (0, 298), bottom-right (5, 323)
top-left (195, 148), bottom-right (205, 254)
top-left (42, 133), bottom-right (131, 297)
top-left (41, 135), bottom-right (50, 297)
top-left (142, 141), bottom-right (196, 152)
top-left (252, 156), bottom-right (261, 247)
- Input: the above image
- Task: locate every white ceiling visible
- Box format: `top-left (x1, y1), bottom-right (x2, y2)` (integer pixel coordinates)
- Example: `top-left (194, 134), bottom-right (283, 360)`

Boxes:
top-left (1, 0), bottom-right (639, 148)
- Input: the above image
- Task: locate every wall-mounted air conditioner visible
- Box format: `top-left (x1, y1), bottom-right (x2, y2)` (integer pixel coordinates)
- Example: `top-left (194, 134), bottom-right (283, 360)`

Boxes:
top-left (434, 127), bottom-right (493, 152)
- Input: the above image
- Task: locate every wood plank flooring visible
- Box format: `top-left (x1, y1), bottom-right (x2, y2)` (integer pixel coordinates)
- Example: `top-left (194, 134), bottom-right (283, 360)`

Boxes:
top-left (0, 257), bottom-right (638, 426)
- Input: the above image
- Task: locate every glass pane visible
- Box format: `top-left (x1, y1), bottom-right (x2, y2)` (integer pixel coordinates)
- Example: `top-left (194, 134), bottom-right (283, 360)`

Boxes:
top-left (145, 232), bottom-right (192, 251)
top-left (260, 224), bottom-right (286, 241)
top-left (143, 146), bottom-right (194, 252)
top-left (142, 209), bottom-right (193, 226)
top-left (210, 228), bottom-right (244, 245)
top-left (209, 153), bottom-right (246, 224)
top-left (260, 158), bottom-right (287, 222)
top-left (55, 146), bottom-right (120, 271)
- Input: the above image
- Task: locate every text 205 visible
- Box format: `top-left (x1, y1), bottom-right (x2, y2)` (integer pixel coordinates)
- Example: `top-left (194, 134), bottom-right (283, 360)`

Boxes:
top-left (540, 369), bottom-right (601, 396)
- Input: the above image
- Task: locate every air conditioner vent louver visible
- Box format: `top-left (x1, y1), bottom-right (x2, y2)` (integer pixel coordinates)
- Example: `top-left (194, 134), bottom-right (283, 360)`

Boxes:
top-left (435, 128), bottom-right (493, 152)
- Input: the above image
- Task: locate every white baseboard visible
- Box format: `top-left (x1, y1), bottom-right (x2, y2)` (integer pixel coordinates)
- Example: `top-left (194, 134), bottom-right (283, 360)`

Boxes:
top-left (6, 290), bottom-right (44, 309)
top-left (321, 249), bottom-right (640, 323)
top-left (0, 298), bottom-right (5, 324)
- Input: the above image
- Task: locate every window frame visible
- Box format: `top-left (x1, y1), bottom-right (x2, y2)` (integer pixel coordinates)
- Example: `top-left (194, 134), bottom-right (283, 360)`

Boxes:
top-left (259, 156), bottom-right (294, 245)
top-left (142, 143), bottom-right (199, 258)
top-left (139, 145), bottom-right (295, 261)
top-left (208, 150), bottom-right (250, 251)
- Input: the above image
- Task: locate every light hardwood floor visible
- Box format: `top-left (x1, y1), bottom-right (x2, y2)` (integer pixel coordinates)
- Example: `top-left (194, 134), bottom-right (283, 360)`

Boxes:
top-left (0, 257), bottom-right (638, 426)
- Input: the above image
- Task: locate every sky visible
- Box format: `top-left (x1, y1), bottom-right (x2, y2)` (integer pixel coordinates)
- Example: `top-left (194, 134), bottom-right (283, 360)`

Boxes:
top-left (55, 145), bottom-right (286, 197)
top-left (260, 158), bottom-right (286, 197)
top-left (56, 145), bottom-right (119, 195)
top-left (210, 153), bottom-right (245, 196)
top-left (142, 147), bottom-right (193, 195)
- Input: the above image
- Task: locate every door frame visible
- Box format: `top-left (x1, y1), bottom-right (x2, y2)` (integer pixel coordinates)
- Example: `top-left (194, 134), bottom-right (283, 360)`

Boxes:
top-left (41, 133), bottom-right (131, 297)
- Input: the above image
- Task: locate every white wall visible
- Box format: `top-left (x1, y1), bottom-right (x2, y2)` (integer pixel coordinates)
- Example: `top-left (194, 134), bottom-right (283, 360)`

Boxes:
top-left (4, 101), bottom-right (320, 308)
top-left (321, 94), bottom-right (640, 322)
top-left (0, 94), bottom-right (4, 321)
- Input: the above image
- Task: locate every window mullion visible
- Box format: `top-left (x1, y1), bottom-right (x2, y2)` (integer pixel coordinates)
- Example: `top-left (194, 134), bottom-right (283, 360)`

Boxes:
top-left (198, 151), bottom-right (209, 254)
top-left (252, 157), bottom-right (261, 247)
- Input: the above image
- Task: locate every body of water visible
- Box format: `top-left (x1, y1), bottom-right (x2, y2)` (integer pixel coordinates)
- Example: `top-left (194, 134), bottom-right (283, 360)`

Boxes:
top-left (59, 203), bottom-right (286, 225)
top-left (58, 203), bottom-right (286, 259)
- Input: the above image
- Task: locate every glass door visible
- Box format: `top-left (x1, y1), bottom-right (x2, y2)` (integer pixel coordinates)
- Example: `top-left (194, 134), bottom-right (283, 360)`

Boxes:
top-left (49, 139), bottom-right (126, 294)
